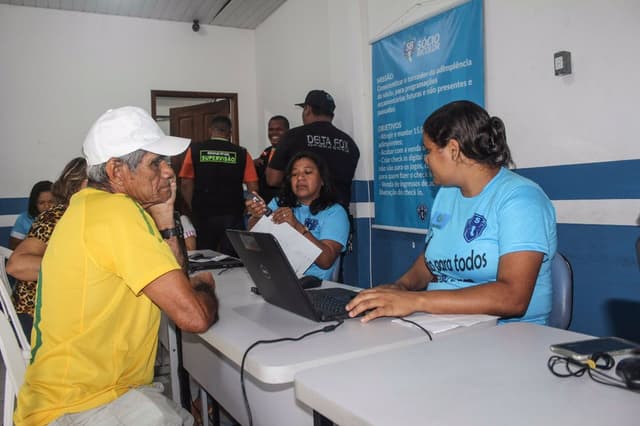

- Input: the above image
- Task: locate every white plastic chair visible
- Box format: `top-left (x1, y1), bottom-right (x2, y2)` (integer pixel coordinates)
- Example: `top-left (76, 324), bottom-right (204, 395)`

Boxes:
top-left (0, 246), bottom-right (13, 295)
top-left (157, 313), bottom-right (181, 405)
top-left (0, 311), bottom-right (27, 425)
top-left (0, 246), bottom-right (12, 260)
top-left (0, 250), bottom-right (31, 360)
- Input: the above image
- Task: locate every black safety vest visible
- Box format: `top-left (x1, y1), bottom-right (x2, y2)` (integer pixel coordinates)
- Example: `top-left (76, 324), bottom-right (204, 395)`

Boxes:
top-left (191, 138), bottom-right (247, 216)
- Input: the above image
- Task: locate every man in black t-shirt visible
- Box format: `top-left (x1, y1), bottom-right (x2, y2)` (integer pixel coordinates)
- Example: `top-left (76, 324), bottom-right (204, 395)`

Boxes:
top-left (254, 115), bottom-right (289, 204)
top-left (266, 90), bottom-right (360, 208)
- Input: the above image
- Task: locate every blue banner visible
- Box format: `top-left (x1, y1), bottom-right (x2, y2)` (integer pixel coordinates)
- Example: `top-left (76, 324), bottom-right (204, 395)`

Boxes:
top-left (372, 0), bottom-right (484, 231)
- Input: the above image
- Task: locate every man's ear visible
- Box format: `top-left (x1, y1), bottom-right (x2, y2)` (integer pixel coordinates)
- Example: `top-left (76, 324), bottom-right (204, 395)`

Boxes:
top-left (105, 158), bottom-right (125, 185)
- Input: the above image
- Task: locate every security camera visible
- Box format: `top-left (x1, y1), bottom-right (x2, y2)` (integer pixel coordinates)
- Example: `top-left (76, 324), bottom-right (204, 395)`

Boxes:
top-left (192, 19), bottom-right (200, 32)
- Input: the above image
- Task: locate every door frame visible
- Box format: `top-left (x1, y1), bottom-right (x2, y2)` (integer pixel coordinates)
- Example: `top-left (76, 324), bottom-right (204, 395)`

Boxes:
top-left (150, 90), bottom-right (240, 143)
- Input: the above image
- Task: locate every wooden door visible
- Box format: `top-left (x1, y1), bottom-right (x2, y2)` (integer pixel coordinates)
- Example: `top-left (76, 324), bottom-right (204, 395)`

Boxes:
top-left (169, 100), bottom-right (231, 176)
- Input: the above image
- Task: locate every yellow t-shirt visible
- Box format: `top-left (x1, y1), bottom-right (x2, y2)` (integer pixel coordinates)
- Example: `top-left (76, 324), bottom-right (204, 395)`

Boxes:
top-left (15, 188), bottom-right (181, 426)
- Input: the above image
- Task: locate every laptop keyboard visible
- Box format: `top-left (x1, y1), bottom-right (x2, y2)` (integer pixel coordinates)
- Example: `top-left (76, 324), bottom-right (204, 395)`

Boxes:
top-left (306, 288), bottom-right (359, 318)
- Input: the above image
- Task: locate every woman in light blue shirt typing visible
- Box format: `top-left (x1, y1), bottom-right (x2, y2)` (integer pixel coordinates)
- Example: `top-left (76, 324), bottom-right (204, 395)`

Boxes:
top-left (347, 101), bottom-right (557, 324)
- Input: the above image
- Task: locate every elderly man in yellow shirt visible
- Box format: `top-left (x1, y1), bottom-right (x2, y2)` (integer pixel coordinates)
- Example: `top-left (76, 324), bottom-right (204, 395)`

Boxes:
top-left (15, 106), bottom-right (218, 426)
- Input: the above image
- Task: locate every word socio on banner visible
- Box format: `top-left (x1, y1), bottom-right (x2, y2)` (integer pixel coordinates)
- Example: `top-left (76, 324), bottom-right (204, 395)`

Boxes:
top-left (372, 0), bottom-right (484, 232)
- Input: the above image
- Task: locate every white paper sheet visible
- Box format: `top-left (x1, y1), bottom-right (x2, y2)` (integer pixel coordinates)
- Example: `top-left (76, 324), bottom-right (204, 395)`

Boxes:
top-left (392, 313), bottom-right (498, 334)
top-left (251, 216), bottom-right (322, 276)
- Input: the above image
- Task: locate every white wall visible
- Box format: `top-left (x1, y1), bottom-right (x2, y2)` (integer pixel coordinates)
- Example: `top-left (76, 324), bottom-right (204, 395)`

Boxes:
top-left (483, 0), bottom-right (640, 167)
top-left (255, 0), bottom-right (373, 181)
top-left (254, 0), bottom-right (332, 141)
top-left (0, 4), bottom-right (258, 197)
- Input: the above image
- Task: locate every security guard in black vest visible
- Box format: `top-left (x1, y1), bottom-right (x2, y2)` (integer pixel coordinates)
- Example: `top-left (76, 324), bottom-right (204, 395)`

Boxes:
top-left (179, 116), bottom-right (258, 254)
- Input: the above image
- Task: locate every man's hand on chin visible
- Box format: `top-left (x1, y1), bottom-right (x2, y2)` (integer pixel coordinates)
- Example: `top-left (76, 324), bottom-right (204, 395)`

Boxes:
top-left (146, 179), bottom-right (177, 228)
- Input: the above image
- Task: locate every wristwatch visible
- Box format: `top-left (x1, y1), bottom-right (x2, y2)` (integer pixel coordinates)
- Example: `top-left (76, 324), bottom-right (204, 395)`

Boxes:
top-left (159, 227), bottom-right (181, 239)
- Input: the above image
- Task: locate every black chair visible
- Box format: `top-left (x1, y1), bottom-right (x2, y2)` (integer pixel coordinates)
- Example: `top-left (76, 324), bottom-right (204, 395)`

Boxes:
top-left (548, 253), bottom-right (573, 329)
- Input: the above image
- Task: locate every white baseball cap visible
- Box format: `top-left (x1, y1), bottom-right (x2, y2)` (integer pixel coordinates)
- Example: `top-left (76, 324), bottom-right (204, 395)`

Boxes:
top-left (83, 106), bottom-right (190, 165)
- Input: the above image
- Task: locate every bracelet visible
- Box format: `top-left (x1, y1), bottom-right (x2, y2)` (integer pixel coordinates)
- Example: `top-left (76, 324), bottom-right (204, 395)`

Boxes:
top-left (302, 227), bottom-right (310, 236)
top-left (159, 227), bottom-right (181, 239)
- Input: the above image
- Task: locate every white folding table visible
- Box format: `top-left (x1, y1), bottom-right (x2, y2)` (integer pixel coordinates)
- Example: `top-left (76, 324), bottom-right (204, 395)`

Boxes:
top-left (295, 322), bottom-right (640, 426)
top-left (181, 265), bottom-right (497, 425)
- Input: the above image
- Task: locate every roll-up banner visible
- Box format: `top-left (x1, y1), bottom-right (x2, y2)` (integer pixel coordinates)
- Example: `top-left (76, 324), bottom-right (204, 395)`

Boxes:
top-left (372, 0), bottom-right (484, 233)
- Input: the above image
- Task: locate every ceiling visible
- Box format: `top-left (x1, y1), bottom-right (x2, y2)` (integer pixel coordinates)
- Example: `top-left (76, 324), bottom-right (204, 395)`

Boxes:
top-left (0, 0), bottom-right (287, 29)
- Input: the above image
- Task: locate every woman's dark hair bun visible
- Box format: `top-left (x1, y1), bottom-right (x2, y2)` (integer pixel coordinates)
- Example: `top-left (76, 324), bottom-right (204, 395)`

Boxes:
top-left (489, 117), bottom-right (504, 138)
top-left (423, 101), bottom-right (513, 168)
top-left (476, 115), bottom-right (509, 164)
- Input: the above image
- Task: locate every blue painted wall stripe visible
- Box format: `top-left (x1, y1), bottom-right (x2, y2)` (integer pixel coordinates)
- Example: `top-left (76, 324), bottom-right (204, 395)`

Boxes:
top-left (0, 197), bottom-right (27, 215)
top-left (0, 228), bottom-right (10, 247)
top-left (351, 180), bottom-right (373, 203)
top-left (515, 159), bottom-right (640, 200)
top-left (354, 159), bottom-right (639, 206)
top-left (555, 223), bottom-right (640, 340)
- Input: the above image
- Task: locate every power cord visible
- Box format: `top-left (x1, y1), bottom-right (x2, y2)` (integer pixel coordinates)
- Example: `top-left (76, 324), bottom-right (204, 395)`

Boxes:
top-left (395, 317), bottom-right (433, 341)
top-left (240, 320), bottom-right (345, 426)
top-left (547, 353), bottom-right (640, 393)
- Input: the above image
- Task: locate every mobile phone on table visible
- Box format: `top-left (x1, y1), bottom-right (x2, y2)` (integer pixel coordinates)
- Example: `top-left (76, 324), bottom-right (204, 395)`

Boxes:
top-left (243, 191), bottom-right (272, 216)
top-left (550, 337), bottom-right (640, 361)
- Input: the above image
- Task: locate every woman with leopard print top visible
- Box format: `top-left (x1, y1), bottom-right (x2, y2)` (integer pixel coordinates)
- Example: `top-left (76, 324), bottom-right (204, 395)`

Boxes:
top-left (6, 157), bottom-right (87, 337)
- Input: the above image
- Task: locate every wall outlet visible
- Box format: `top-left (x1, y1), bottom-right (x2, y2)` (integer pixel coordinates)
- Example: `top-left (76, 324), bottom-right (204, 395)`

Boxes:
top-left (554, 51), bottom-right (572, 76)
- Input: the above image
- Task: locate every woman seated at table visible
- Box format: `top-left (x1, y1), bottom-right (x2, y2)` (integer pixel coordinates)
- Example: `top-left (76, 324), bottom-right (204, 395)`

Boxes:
top-left (9, 180), bottom-right (54, 249)
top-left (7, 157), bottom-right (87, 336)
top-left (246, 151), bottom-right (349, 281)
top-left (347, 101), bottom-right (557, 324)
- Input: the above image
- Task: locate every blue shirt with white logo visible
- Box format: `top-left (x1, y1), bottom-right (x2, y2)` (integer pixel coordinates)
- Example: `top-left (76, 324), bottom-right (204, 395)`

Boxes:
top-left (268, 199), bottom-right (349, 280)
top-left (425, 167), bottom-right (557, 324)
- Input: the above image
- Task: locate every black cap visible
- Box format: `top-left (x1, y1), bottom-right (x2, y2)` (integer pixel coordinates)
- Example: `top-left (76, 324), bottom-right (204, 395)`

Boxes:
top-left (295, 90), bottom-right (336, 115)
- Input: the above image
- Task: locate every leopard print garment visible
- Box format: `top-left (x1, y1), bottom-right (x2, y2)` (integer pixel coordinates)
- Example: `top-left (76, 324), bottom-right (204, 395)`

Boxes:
top-left (13, 204), bottom-right (67, 316)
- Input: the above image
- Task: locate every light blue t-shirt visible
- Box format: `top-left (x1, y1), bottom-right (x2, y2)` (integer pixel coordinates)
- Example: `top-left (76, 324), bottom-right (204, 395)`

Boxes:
top-left (425, 167), bottom-right (557, 324)
top-left (268, 199), bottom-right (349, 280)
top-left (10, 211), bottom-right (34, 240)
